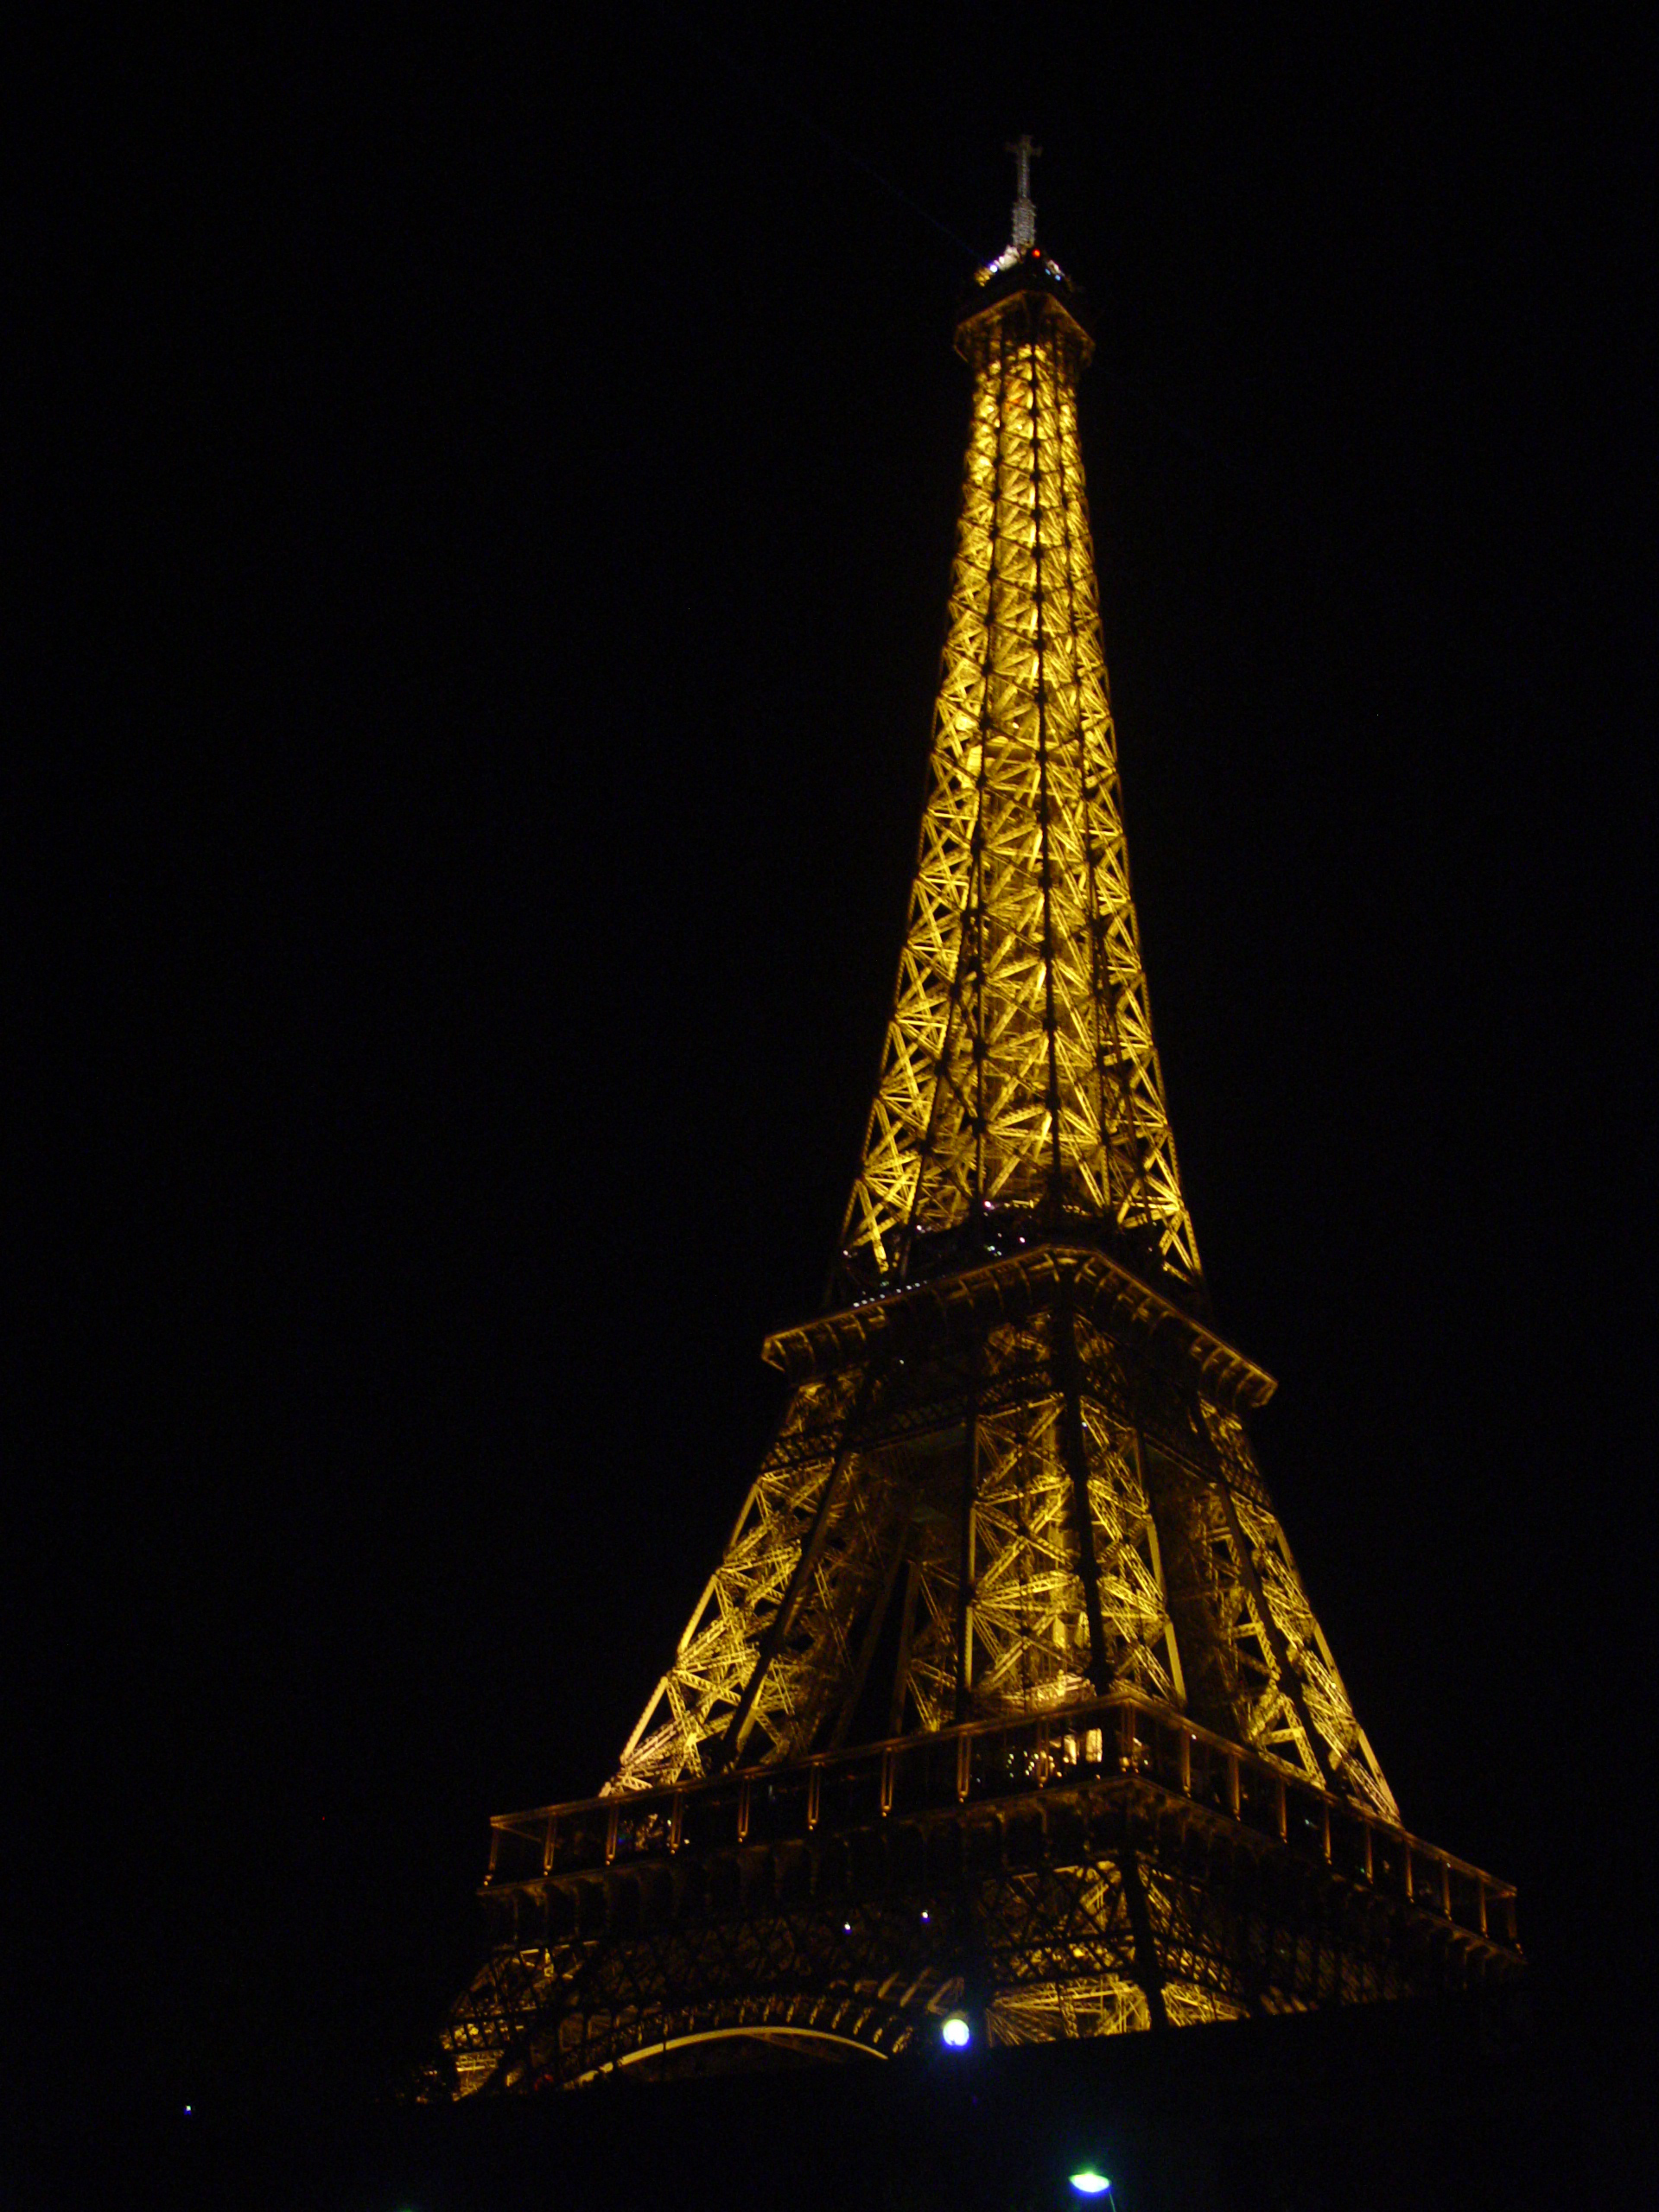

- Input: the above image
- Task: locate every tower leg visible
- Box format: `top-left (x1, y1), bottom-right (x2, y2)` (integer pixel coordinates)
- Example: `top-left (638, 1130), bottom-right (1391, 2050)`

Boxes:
top-left (1116, 1842), bottom-right (1170, 2031)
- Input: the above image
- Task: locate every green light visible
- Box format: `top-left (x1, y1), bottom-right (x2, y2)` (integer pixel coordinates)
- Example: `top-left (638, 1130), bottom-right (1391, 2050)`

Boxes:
top-left (1069, 2172), bottom-right (1112, 2196)
top-left (940, 2013), bottom-right (971, 2048)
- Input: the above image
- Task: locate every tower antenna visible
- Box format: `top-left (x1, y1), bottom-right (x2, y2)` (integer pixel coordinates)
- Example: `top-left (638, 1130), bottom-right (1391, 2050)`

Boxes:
top-left (1006, 130), bottom-right (1042, 247)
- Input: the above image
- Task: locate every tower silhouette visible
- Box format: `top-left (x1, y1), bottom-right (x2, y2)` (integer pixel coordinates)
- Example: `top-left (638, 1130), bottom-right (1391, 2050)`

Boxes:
top-left (435, 156), bottom-right (1520, 2094)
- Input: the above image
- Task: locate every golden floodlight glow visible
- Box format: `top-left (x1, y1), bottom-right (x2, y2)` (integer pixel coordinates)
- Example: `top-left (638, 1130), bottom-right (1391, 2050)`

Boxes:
top-left (607, 273), bottom-right (1393, 1817)
top-left (838, 284), bottom-right (1198, 1299)
top-left (433, 157), bottom-right (1519, 2097)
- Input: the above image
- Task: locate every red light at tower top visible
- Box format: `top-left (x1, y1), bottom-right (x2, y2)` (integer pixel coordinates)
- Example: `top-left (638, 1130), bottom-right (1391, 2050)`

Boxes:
top-left (973, 140), bottom-right (1074, 289)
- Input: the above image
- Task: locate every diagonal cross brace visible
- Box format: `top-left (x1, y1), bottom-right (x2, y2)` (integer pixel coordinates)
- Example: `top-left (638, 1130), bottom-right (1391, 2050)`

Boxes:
top-left (716, 1357), bottom-right (885, 1768)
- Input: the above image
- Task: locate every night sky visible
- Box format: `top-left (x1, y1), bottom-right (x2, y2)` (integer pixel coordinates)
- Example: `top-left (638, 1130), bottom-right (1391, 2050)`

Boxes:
top-left (26, 5), bottom-right (1649, 2163)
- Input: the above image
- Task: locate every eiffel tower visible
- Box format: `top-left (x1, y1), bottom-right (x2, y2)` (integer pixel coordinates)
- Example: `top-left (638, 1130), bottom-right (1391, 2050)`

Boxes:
top-left (435, 145), bottom-right (1521, 2094)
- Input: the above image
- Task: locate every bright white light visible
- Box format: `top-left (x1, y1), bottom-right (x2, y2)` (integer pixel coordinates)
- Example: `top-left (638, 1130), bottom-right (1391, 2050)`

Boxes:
top-left (1069, 2171), bottom-right (1112, 2196)
top-left (941, 2014), bottom-right (971, 2049)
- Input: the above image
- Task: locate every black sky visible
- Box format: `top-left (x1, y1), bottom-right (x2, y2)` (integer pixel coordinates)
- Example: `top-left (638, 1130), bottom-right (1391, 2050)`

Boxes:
top-left (23, 3), bottom-right (1651, 2158)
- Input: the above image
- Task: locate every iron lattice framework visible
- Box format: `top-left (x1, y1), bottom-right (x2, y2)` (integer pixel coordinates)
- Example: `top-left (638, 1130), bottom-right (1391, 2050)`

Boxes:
top-left (607, 1250), bottom-right (1394, 1818)
top-left (434, 168), bottom-right (1520, 2095)
top-left (839, 263), bottom-right (1198, 1301)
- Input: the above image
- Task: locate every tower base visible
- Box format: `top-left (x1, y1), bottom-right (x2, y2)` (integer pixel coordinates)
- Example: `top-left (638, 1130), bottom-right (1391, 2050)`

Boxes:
top-left (435, 1694), bottom-right (1519, 2094)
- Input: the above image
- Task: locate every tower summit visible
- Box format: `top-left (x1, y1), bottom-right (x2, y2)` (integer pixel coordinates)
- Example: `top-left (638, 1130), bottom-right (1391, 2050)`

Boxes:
top-left (1007, 131), bottom-right (1040, 248)
top-left (435, 162), bottom-right (1520, 2093)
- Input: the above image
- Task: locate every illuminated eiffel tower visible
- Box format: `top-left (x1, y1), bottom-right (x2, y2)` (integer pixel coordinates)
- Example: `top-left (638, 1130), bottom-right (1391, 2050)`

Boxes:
top-left (435, 143), bottom-right (1520, 2094)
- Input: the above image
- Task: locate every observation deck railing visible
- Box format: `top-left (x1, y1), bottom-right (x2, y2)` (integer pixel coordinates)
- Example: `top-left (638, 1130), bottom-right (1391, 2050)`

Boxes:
top-left (483, 1691), bottom-right (1517, 1950)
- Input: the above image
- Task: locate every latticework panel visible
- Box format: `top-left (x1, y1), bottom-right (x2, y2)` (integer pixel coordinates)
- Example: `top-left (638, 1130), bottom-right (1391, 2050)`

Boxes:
top-left (612, 1302), bottom-right (1203, 1795)
top-left (841, 298), bottom-right (1198, 1294)
top-left (608, 1282), bottom-right (1393, 1820)
top-left (1198, 1406), bottom-right (1396, 1820)
top-left (609, 1366), bottom-right (881, 1792)
top-left (897, 1313), bottom-right (1179, 1731)
top-left (989, 1977), bottom-right (1243, 2044)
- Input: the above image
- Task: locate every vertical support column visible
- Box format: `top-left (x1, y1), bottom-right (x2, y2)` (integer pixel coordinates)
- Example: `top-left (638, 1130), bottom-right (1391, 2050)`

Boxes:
top-left (969, 321), bottom-right (1007, 1211)
top-left (1189, 1396), bottom-right (1336, 1789)
top-left (1139, 1459), bottom-right (1188, 1707)
top-left (1055, 1281), bottom-right (1112, 1691)
top-left (1116, 1843), bottom-right (1171, 2031)
top-left (830, 1497), bottom-right (914, 1752)
top-left (954, 1347), bottom-right (982, 1720)
top-left (720, 1356), bottom-right (881, 1766)
top-left (887, 1561), bottom-right (922, 1738)
top-left (1027, 322), bottom-right (1067, 1211)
